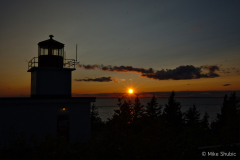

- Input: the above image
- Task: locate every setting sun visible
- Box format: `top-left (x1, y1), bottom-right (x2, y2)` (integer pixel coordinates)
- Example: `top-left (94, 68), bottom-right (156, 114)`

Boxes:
top-left (128, 89), bottom-right (133, 94)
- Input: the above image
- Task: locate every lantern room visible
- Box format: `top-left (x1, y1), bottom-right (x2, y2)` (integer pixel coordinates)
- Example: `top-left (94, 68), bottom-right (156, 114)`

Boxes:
top-left (38, 35), bottom-right (64, 68)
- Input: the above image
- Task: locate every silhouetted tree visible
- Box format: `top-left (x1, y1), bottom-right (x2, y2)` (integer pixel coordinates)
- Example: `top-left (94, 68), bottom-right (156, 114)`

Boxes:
top-left (209, 92), bottom-right (240, 146)
top-left (91, 103), bottom-right (104, 131)
top-left (184, 104), bottom-right (200, 126)
top-left (211, 92), bottom-right (240, 130)
top-left (132, 95), bottom-right (144, 124)
top-left (108, 97), bottom-right (133, 129)
top-left (163, 91), bottom-right (184, 128)
top-left (200, 112), bottom-right (209, 131)
top-left (145, 95), bottom-right (162, 121)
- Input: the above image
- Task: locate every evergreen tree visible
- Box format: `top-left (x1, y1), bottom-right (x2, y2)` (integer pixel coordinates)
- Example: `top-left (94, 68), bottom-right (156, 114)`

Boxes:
top-left (109, 97), bottom-right (133, 127)
top-left (163, 91), bottom-right (184, 128)
top-left (211, 92), bottom-right (240, 130)
top-left (184, 104), bottom-right (200, 126)
top-left (132, 95), bottom-right (144, 124)
top-left (211, 92), bottom-right (240, 144)
top-left (200, 112), bottom-right (209, 131)
top-left (145, 95), bottom-right (162, 121)
top-left (91, 103), bottom-right (104, 131)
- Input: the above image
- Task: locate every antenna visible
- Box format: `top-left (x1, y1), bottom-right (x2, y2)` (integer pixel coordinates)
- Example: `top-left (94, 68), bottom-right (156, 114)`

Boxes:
top-left (65, 51), bottom-right (66, 64)
top-left (63, 51), bottom-right (64, 66)
top-left (76, 44), bottom-right (77, 62)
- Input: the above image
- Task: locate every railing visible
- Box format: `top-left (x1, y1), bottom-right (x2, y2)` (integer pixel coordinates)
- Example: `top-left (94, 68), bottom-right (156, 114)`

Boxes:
top-left (63, 59), bottom-right (77, 69)
top-left (28, 57), bottom-right (38, 70)
top-left (28, 57), bottom-right (77, 70)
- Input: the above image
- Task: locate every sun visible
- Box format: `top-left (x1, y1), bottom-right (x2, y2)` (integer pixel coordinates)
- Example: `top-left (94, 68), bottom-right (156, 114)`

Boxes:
top-left (128, 89), bottom-right (133, 94)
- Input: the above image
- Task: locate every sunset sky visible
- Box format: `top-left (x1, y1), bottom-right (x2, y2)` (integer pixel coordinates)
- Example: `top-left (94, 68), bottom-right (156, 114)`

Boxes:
top-left (0, 0), bottom-right (240, 97)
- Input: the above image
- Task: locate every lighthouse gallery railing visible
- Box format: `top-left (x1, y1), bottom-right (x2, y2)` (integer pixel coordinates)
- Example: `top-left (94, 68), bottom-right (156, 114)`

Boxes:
top-left (28, 57), bottom-right (76, 70)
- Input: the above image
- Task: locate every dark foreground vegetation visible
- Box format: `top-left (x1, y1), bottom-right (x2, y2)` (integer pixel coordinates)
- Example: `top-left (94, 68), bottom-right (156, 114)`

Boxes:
top-left (1, 91), bottom-right (240, 159)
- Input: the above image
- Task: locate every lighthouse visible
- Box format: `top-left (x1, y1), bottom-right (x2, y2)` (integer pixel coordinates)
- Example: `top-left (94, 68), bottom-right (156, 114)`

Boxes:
top-left (0, 35), bottom-right (95, 147)
top-left (28, 35), bottom-right (75, 98)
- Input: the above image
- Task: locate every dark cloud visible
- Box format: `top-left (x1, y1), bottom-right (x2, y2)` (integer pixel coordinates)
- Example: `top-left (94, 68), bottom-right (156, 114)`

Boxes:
top-left (141, 65), bottom-right (220, 80)
top-left (78, 64), bottom-right (100, 70)
top-left (75, 77), bottom-right (114, 82)
top-left (79, 64), bottom-right (154, 74)
top-left (79, 64), bottom-right (221, 80)
top-left (223, 84), bottom-right (231, 86)
top-left (220, 67), bottom-right (240, 74)
top-left (220, 69), bottom-right (231, 74)
top-left (102, 66), bottom-right (154, 74)
top-left (201, 65), bottom-right (220, 78)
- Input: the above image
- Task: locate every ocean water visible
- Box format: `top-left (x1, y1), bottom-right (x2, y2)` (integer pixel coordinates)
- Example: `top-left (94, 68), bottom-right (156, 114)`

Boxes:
top-left (94, 97), bottom-right (224, 122)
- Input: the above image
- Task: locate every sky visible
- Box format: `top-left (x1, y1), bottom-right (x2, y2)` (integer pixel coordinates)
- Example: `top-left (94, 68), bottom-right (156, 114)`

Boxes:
top-left (0, 0), bottom-right (240, 97)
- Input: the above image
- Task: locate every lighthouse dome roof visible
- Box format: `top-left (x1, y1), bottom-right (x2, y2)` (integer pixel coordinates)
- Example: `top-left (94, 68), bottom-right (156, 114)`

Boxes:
top-left (38, 35), bottom-right (64, 49)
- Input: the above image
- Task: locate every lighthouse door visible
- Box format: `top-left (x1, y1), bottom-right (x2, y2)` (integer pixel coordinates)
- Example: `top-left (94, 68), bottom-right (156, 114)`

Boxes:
top-left (57, 115), bottom-right (69, 140)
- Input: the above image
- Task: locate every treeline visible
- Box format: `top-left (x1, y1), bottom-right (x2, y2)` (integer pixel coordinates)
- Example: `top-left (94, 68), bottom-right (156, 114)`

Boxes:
top-left (90, 91), bottom-right (240, 159)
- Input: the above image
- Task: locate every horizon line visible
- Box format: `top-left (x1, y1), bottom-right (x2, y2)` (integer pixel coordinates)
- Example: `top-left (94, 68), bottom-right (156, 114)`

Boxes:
top-left (1, 90), bottom-right (239, 98)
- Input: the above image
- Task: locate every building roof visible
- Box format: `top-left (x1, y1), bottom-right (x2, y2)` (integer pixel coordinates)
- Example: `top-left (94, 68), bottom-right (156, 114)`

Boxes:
top-left (0, 97), bottom-right (96, 104)
top-left (38, 35), bottom-right (64, 48)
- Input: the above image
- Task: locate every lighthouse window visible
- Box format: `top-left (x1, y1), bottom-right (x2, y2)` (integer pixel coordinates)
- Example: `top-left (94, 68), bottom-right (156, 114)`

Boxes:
top-left (40, 48), bottom-right (44, 55)
top-left (58, 49), bottom-right (61, 56)
top-left (53, 49), bottom-right (58, 56)
top-left (40, 48), bottom-right (43, 55)
top-left (39, 46), bottom-right (64, 57)
top-left (59, 48), bottom-right (64, 57)
top-left (39, 48), bottom-right (48, 55)
top-left (45, 49), bottom-right (48, 55)
top-left (44, 48), bottom-right (48, 55)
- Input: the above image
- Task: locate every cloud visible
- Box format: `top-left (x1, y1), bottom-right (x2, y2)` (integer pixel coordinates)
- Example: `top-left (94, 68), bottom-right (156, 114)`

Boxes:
top-left (141, 65), bottom-right (220, 80)
top-left (223, 84), bottom-right (231, 86)
top-left (78, 64), bottom-right (100, 70)
top-left (75, 77), bottom-right (122, 83)
top-left (201, 65), bottom-right (220, 77)
top-left (79, 64), bottom-right (221, 80)
top-left (220, 69), bottom-right (231, 74)
top-left (75, 77), bottom-right (114, 82)
top-left (220, 67), bottom-right (240, 74)
top-left (79, 64), bottom-right (154, 74)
